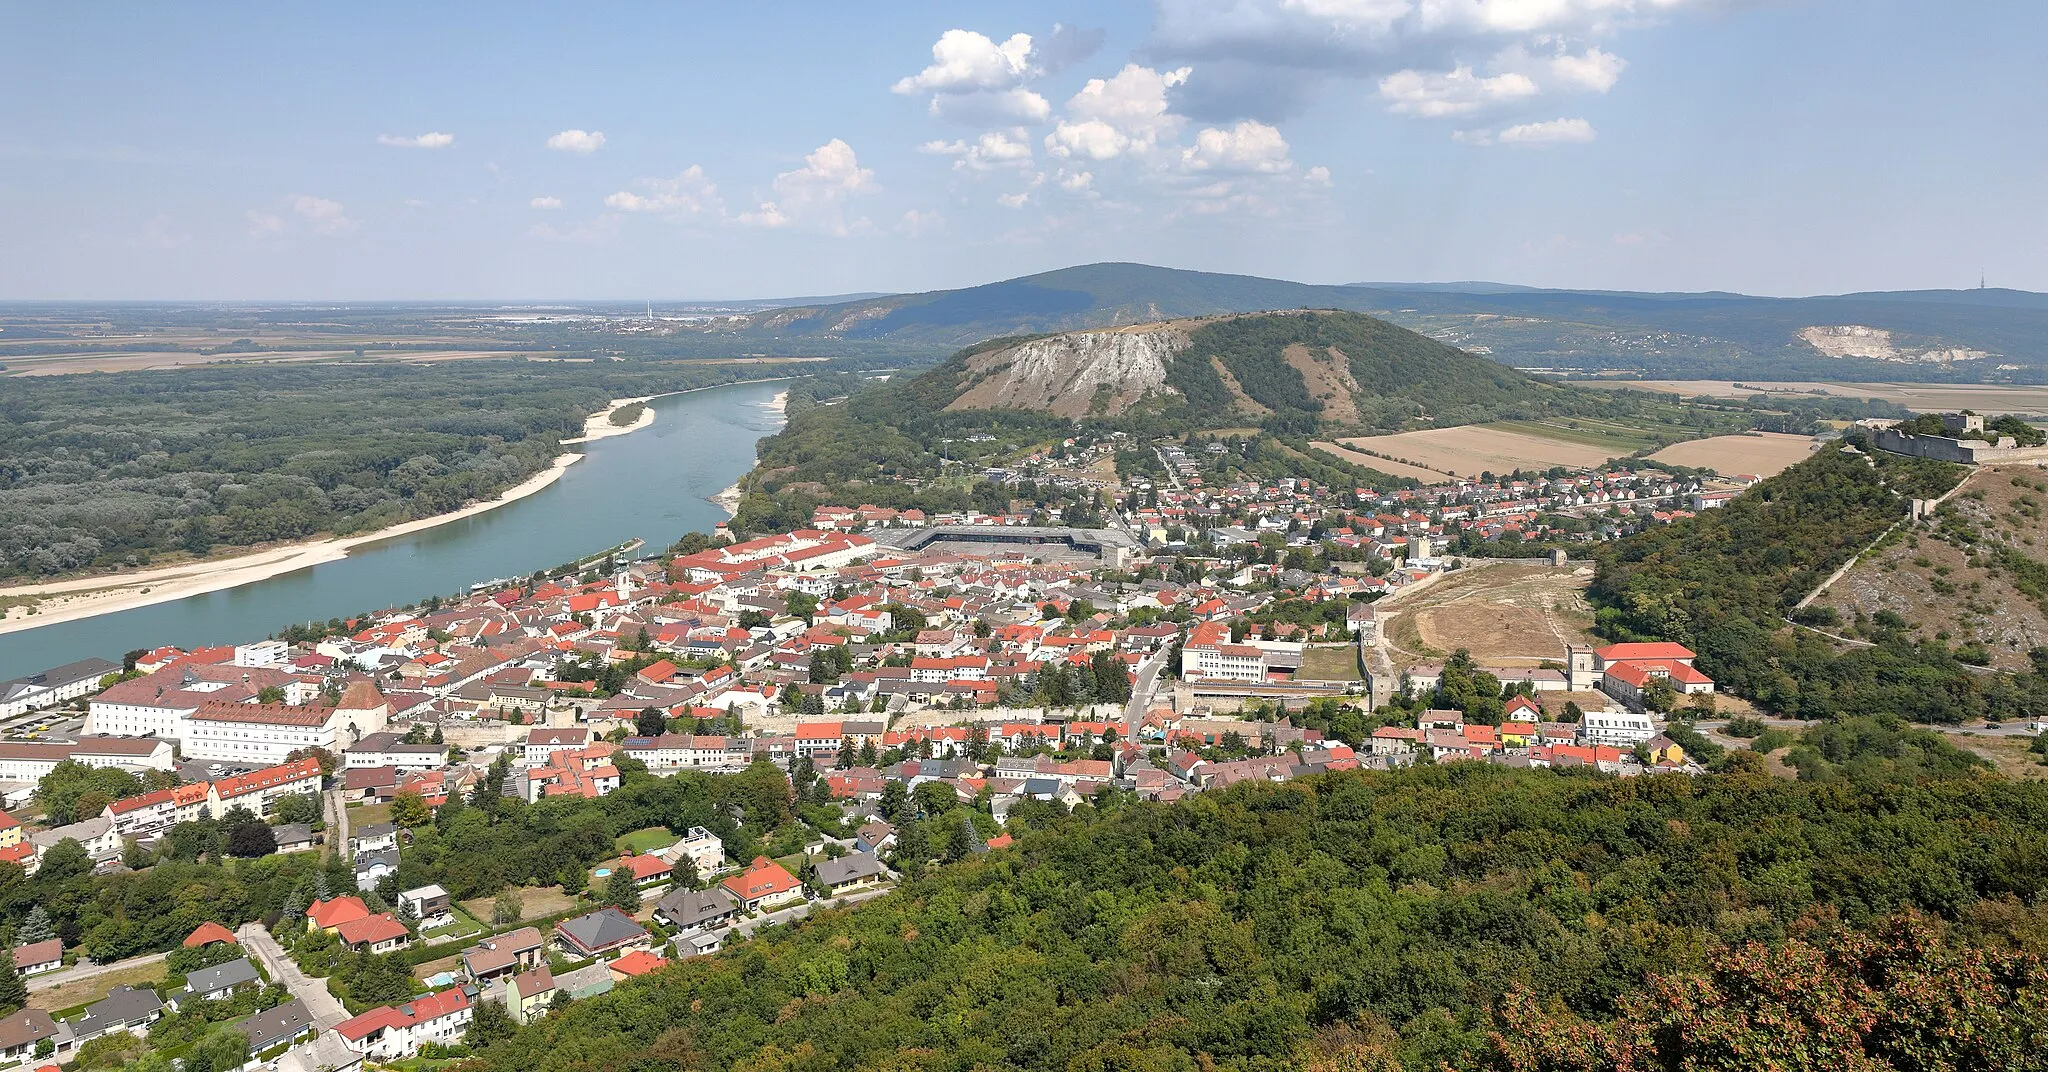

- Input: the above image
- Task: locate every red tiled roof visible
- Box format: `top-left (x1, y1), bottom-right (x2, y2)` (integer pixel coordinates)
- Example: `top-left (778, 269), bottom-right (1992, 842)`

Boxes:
top-left (183, 922), bottom-right (238, 948)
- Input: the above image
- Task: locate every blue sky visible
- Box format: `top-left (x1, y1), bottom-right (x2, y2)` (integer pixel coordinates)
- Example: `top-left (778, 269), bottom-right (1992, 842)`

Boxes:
top-left (1, 1), bottom-right (2041, 300)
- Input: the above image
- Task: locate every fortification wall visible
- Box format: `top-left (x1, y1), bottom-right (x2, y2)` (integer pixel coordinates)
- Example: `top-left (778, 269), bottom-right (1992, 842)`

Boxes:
top-left (1873, 428), bottom-right (2048, 465)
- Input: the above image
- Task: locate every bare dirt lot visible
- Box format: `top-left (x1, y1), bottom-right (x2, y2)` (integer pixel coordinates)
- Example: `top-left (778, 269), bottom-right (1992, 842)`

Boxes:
top-left (1590, 380), bottom-right (2048, 416)
top-left (1381, 563), bottom-right (1600, 667)
top-left (1648, 432), bottom-right (1819, 478)
top-left (1339, 425), bottom-right (1619, 479)
top-left (1816, 464), bottom-right (2048, 671)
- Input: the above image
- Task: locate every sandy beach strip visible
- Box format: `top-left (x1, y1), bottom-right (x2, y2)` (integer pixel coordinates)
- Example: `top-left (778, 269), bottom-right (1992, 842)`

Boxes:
top-left (0, 453), bottom-right (583, 637)
top-left (561, 396), bottom-right (658, 444)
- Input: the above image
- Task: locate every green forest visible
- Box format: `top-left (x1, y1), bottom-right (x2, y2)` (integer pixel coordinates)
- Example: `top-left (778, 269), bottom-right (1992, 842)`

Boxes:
top-left (474, 736), bottom-right (2048, 1072)
top-left (0, 360), bottom-right (773, 581)
top-left (1590, 435), bottom-right (2048, 722)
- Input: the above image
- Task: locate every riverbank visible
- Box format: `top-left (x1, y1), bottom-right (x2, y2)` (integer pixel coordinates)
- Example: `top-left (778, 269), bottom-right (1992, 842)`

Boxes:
top-left (710, 389), bottom-right (788, 517)
top-left (0, 452), bottom-right (583, 637)
top-left (561, 396), bottom-right (657, 444)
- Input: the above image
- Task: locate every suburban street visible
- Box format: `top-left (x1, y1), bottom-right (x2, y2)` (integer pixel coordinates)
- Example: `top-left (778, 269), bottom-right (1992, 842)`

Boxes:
top-left (237, 922), bottom-right (349, 1029)
top-left (26, 950), bottom-right (168, 993)
top-left (1125, 647), bottom-right (1169, 724)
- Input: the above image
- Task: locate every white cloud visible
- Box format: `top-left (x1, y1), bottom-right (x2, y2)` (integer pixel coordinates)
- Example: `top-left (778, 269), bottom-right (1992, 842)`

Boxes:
top-left (1379, 66), bottom-right (1539, 116)
top-left (921, 130), bottom-right (1035, 171)
top-left (738, 139), bottom-right (877, 235)
top-left (1304, 164), bottom-right (1333, 185)
top-left (605, 166), bottom-right (721, 217)
top-left (250, 195), bottom-right (357, 237)
top-left (546, 129), bottom-right (606, 153)
top-left (997, 191), bottom-right (1032, 209)
top-left (928, 86), bottom-right (1052, 124)
top-left (530, 196), bottom-right (563, 210)
top-left (899, 209), bottom-right (943, 235)
top-left (377, 132), bottom-right (455, 149)
top-left (1045, 64), bottom-right (1192, 161)
top-left (1182, 120), bottom-right (1295, 173)
top-left (1498, 116), bottom-right (1597, 144)
top-left (1057, 168), bottom-right (1096, 193)
top-left (894, 30), bottom-right (1038, 94)
top-left (1546, 45), bottom-right (1628, 92)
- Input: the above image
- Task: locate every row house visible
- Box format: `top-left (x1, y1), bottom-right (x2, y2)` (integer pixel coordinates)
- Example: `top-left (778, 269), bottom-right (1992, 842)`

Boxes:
top-left (333, 986), bottom-right (475, 1061)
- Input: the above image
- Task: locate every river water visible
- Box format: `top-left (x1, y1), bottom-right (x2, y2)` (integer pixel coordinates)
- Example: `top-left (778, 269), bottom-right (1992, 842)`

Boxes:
top-left (0, 379), bottom-right (785, 680)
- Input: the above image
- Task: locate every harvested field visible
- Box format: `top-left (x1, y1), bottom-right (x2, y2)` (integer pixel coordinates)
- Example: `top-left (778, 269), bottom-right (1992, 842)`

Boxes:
top-left (1587, 380), bottom-right (2048, 416)
top-left (1379, 563), bottom-right (1599, 667)
top-left (1648, 432), bottom-right (1818, 477)
top-left (459, 885), bottom-right (579, 926)
top-left (1340, 425), bottom-right (1618, 479)
top-left (1308, 441), bottom-right (1451, 482)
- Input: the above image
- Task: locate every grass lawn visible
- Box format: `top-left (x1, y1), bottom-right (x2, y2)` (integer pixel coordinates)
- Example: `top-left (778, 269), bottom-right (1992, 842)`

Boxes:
top-left (1295, 644), bottom-right (1363, 682)
top-left (418, 905), bottom-right (487, 943)
top-left (30, 960), bottom-right (166, 1013)
top-left (616, 827), bottom-right (674, 854)
top-left (459, 885), bottom-right (578, 928)
top-left (349, 801), bottom-right (393, 828)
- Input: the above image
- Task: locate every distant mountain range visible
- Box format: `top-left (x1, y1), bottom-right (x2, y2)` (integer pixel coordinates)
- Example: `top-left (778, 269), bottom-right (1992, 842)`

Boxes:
top-left (698, 263), bottom-right (2048, 381)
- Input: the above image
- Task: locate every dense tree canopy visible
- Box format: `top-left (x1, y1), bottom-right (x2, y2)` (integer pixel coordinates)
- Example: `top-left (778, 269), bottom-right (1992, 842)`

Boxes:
top-left (475, 732), bottom-right (2048, 1072)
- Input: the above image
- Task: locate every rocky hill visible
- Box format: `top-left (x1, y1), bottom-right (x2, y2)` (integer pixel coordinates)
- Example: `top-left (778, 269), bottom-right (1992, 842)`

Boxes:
top-left (909, 309), bottom-right (1564, 431)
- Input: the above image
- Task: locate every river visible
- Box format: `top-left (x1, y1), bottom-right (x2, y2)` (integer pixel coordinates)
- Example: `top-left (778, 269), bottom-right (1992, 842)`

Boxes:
top-left (0, 379), bottom-right (786, 680)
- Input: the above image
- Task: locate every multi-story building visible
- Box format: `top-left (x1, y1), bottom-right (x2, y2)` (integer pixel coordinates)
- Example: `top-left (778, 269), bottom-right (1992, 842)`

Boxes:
top-left (0, 737), bottom-right (175, 783)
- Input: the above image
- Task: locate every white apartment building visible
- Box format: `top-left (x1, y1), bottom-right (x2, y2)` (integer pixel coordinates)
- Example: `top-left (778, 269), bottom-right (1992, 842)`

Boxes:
top-left (184, 701), bottom-right (367, 766)
top-left (0, 738), bottom-right (176, 783)
top-left (1580, 711), bottom-right (1658, 748)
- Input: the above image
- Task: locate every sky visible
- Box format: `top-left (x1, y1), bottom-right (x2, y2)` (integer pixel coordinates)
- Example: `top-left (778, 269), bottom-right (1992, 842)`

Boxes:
top-left (1, 1), bottom-right (2042, 300)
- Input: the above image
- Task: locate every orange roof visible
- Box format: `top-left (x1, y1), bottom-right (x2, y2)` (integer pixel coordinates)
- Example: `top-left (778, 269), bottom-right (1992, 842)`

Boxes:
top-left (1593, 642), bottom-right (1695, 663)
top-left (720, 856), bottom-right (801, 902)
top-left (308, 896), bottom-right (370, 930)
top-left (338, 912), bottom-right (409, 946)
top-left (985, 833), bottom-right (1013, 850)
top-left (183, 922), bottom-right (238, 948)
top-left (608, 950), bottom-right (667, 977)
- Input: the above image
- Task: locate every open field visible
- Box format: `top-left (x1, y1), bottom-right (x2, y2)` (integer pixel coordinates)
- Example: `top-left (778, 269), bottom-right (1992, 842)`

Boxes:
top-left (459, 885), bottom-right (579, 926)
top-left (1585, 380), bottom-right (2048, 416)
top-left (1307, 441), bottom-right (1451, 481)
top-left (1379, 562), bottom-right (1600, 666)
top-left (617, 827), bottom-right (675, 853)
top-left (1295, 645), bottom-right (1363, 681)
top-left (29, 960), bottom-right (166, 1013)
top-left (1648, 432), bottom-right (1819, 477)
top-left (1339, 424), bottom-right (1623, 479)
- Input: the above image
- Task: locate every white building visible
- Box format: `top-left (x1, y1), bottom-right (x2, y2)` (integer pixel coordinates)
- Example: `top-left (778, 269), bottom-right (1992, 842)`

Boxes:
top-left (0, 658), bottom-right (120, 718)
top-left (0, 737), bottom-right (175, 783)
top-left (669, 826), bottom-right (725, 876)
top-left (184, 701), bottom-right (377, 766)
top-left (1580, 711), bottom-right (1658, 748)
top-left (233, 641), bottom-right (291, 668)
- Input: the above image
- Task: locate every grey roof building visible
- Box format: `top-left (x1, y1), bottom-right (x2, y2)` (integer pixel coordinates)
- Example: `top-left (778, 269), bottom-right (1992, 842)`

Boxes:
top-left (66, 984), bottom-right (164, 1042)
top-left (814, 853), bottom-right (885, 892)
top-left (554, 907), bottom-right (649, 958)
top-left (237, 998), bottom-right (316, 1053)
top-left (180, 957), bottom-right (261, 1004)
top-left (652, 887), bottom-right (739, 933)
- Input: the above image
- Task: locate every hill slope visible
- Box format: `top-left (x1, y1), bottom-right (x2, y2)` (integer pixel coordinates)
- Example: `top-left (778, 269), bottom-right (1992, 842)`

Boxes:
top-left (908, 310), bottom-right (1562, 431)
top-left (700, 263), bottom-right (2048, 380)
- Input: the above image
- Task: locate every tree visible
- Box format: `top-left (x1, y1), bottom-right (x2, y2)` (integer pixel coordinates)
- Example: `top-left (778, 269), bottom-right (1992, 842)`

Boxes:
top-left (636, 706), bottom-right (668, 738)
top-left (32, 839), bottom-right (91, 887)
top-left (285, 746), bottom-right (340, 778)
top-left (858, 739), bottom-right (879, 768)
top-left (34, 760), bottom-right (144, 825)
top-left (390, 791), bottom-right (431, 829)
top-left (271, 793), bottom-right (321, 826)
top-left (945, 815), bottom-right (978, 862)
top-left (603, 868), bottom-right (640, 911)
top-left (879, 781), bottom-right (908, 825)
top-left (0, 952), bottom-right (26, 1015)
top-left (492, 888), bottom-right (525, 925)
top-left (467, 998), bottom-right (517, 1047)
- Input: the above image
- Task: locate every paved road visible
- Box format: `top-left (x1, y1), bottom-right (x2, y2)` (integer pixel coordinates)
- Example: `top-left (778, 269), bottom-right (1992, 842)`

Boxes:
top-left (27, 950), bottom-right (168, 993)
top-left (238, 922), bottom-right (350, 1029)
top-left (1125, 647), bottom-right (1169, 723)
top-left (325, 787), bottom-right (350, 859)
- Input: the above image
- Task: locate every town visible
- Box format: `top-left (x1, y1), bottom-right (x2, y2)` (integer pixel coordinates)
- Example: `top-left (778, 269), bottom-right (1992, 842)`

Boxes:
top-left (0, 473), bottom-right (1730, 1070)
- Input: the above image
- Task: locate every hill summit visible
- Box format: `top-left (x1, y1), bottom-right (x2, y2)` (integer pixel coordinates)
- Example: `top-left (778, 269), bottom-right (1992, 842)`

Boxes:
top-left (901, 309), bottom-right (1560, 431)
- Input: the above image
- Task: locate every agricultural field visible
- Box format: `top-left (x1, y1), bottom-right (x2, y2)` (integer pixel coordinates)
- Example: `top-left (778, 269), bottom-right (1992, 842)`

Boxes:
top-left (1648, 431), bottom-right (1819, 477)
top-left (1339, 422), bottom-right (1627, 478)
top-left (1588, 379), bottom-right (2048, 415)
top-left (1814, 464), bottom-right (2048, 672)
top-left (1379, 563), bottom-right (1600, 668)
top-left (1307, 440), bottom-right (1451, 481)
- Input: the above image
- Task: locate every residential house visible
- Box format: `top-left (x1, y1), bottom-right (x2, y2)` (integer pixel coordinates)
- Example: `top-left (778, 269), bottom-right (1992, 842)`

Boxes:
top-left (553, 908), bottom-right (651, 960)
top-left (64, 985), bottom-right (165, 1047)
top-left (652, 887), bottom-right (739, 934)
top-left (504, 966), bottom-right (556, 1025)
top-left (236, 999), bottom-right (316, 1055)
top-left (332, 986), bottom-right (474, 1061)
top-left (175, 958), bottom-right (261, 1009)
top-left (0, 1009), bottom-right (59, 1068)
top-left (9, 939), bottom-right (62, 978)
top-left (461, 928), bottom-right (545, 984)
top-left (719, 856), bottom-right (806, 913)
top-left (337, 913), bottom-right (410, 955)
top-left (813, 853), bottom-right (886, 896)
top-left (398, 885), bottom-right (453, 929)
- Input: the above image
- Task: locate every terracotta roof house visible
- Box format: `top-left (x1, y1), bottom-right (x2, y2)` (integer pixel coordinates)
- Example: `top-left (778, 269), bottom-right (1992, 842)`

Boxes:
top-left (307, 896), bottom-right (371, 932)
top-left (718, 856), bottom-right (806, 913)
top-left (183, 921), bottom-right (239, 949)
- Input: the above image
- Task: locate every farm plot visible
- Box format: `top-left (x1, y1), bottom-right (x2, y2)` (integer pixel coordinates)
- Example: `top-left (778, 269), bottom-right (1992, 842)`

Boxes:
top-left (1339, 424), bottom-right (1621, 479)
top-left (1648, 432), bottom-right (1817, 477)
